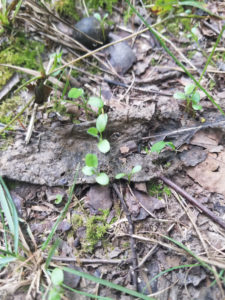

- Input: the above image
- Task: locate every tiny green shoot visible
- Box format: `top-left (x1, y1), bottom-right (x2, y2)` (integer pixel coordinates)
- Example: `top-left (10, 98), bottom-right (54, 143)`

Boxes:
top-left (115, 165), bottom-right (142, 183)
top-left (174, 83), bottom-right (202, 112)
top-left (93, 12), bottom-right (109, 40)
top-left (48, 268), bottom-right (64, 300)
top-left (87, 112), bottom-right (110, 154)
top-left (82, 154), bottom-right (109, 186)
top-left (55, 194), bottom-right (63, 205)
top-left (68, 88), bottom-right (90, 118)
top-left (150, 141), bottom-right (176, 154)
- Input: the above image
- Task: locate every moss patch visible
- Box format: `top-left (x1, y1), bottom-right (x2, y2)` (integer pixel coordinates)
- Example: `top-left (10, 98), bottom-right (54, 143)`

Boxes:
top-left (0, 34), bottom-right (44, 89)
top-left (0, 95), bottom-right (22, 124)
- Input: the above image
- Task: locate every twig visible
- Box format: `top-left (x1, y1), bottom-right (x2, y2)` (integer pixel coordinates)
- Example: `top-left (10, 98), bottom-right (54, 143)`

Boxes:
top-left (104, 78), bottom-right (172, 97)
top-left (25, 103), bottom-right (38, 144)
top-left (112, 183), bottom-right (138, 291)
top-left (160, 176), bottom-right (225, 230)
top-left (42, 255), bottom-right (122, 264)
top-left (140, 118), bottom-right (225, 141)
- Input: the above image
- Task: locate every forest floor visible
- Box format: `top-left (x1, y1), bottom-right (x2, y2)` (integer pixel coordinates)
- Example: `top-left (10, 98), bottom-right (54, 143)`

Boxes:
top-left (0, 1), bottom-right (225, 299)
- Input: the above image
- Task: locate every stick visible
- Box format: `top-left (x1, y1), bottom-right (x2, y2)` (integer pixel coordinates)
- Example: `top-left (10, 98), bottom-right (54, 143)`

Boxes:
top-left (160, 176), bottom-right (225, 230)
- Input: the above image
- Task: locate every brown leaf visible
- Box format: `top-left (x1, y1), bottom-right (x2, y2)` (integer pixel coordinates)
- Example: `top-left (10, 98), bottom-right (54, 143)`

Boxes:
top-left (85, 185), bottom-right (112, 214)
top-left (187, 151), bottom-right (225, 197)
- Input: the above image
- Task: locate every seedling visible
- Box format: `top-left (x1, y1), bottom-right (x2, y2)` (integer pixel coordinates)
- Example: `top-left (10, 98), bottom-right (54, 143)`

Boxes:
top-left (87, 95), bottom-right (104, 115)
top-left (87, 98), bottom-right (110, 153)
top-left (174, 84), bottom-right (202, 112)
top-left (55, 194), bottom-right (63, 205)
top-left (82, 153), bottom-right (109, 186)
top-left (115, 165), bottom-right (142, 183)
top-left (150, 141), bottom-right (176, 154)
top-left (93, 12), bottom-right (109, 40)
top-left (48, 268), bottom-right (64, 300)
top-left (68, 88), bottom-right (94, 119)
top-left (49, 51), bottom-right (63, 77)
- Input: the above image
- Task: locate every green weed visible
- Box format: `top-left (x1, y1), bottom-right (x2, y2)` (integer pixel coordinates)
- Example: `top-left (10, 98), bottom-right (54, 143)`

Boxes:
top-left (115, 165), bottom-right (142, 183)
top-left (82, 153), bottom-right (109, 186)
top-left (174, 83), bottom-right (202, 112)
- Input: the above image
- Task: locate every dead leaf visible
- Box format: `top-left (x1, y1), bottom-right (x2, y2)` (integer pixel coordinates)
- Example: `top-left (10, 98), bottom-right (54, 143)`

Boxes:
top-left (120, 146), bottom-right (129, 154)
top-left (179, 146), bottom-right (207, 167)
top-left (190, 130), bottom-right (222, 152)
top-left (187, 151), bottom-right (225, 197)
top-left (85, 185), bottom-right (112, 214)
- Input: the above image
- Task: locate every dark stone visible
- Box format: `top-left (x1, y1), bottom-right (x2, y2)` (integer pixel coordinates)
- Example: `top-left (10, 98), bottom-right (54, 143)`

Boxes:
top-left (74, 17), bottom-right (108, 49)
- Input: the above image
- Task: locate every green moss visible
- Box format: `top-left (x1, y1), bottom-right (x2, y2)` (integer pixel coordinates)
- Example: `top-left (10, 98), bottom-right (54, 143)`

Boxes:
top-left (84, 209), bottom-right (110, 252)
top-left (86, 0), bottom-right (118, 14)
top-left (209, 79), bottom-right (216, 91)
top-left (0, 95), bottom-right (22, 124)
top-left (54, 0), bottom-right (79, 20)
top-left (72, 214), bottom-right (84, 230)
top-left (187, 50), bottom-right (197, 59)
top-left (0, 34), bottom-right (44, 89)
top-left (148, 181), bottom-right (171, 198)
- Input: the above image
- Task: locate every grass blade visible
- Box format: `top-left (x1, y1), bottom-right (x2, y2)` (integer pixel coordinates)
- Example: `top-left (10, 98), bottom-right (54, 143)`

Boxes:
top-left (0, 255), bottom-right (17, 269)
top-left (199, 24), bottom-right (225, 82)
top-left (0, 177), bottom-right (19, 254)
top-left (163, 235), bottom-right (214, 273)
top-left (149, 263), bottom-right (200, 284)
top-left (45, 239), bottom-right (60, 269)
top-left (62, 266), bottom-right (154, 300)
top-left (62, 283), bottom-right (113, 299)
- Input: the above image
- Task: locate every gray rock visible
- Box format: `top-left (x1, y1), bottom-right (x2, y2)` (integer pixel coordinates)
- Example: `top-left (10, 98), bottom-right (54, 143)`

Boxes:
top-left (74, 17), bottom-right (107, 49)
top-left (107, 41), bottom-right (136, 74)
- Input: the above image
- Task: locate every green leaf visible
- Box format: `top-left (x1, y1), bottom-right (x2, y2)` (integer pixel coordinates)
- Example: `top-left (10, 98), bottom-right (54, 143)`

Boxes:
top-left (191, 27), bottom-right (198, 36)
top-left (151, 141), bottom-right (167, 153)
top-left (103, 13), bottom-right (109, 20)
top-left (51, 268), bottom-right (64, 286)
top-left (97, 139), bottom-right (110, 153)
top-left (173, 92), bottom-right (186, 100)
top-left (62, 266), bottom-right (153, 300)
top-left (192, 104), bottom-right (202, 111)
top-left (87, 127), bottom-right (99, 138)
top-left (93, 13), bottom-right (101, 22)
top-left (55, 194), bottom-right (63, 204)
top-left (96, 114), bottom-right (108, 133)
top-left (131, 165), bottom-right (142, 174)
top-left (0, 177), bottom-right (19, 254)
top-left (184, 84), bottom-right (195, 95)
top-left (82, 166), bottom-right (95, 176)
top-left (68, 88), bottom-right (84, 99)
top-left (115, 173), bottom-right (126, 179)
top-left (48, 288), bottom-right (61, 300)
top-left (165, 142), bottom-right (176, 150)
top-left (85, 154), bottom-right (98, 168)
top-left (96, 173), bottom-right (109, 186)
top-left (191, 92), bottom-right (200, 104)
top-left (88, 97), bottom-right (104, 109)
top-left (179, 1), bottom-right (219, 18)
top-left (0, 256), bottom-right (17, 267)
